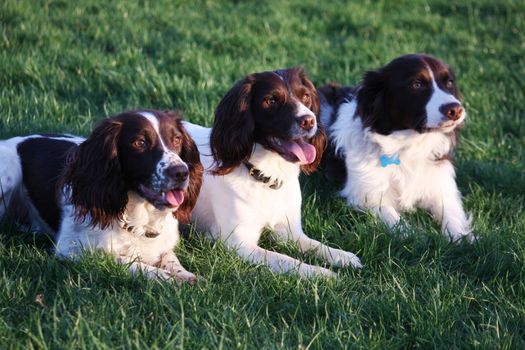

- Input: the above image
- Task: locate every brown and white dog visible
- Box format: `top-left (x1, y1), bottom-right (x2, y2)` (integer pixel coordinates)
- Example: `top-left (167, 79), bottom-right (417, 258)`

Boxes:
top-left (184, 68), bottom-right (362, 278)
top-left (320, 54), bottom-right (473, 241)
top-left (0, 110), bottom-right (203, 282)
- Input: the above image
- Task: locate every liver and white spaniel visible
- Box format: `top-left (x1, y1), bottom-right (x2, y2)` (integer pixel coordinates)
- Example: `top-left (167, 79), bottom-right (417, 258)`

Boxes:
top-left (0, 110), bottom-right (203, 282)
top-left (320, 54), bottom-right (473, 241)
top-left (184, 68), bottom-right (362, 278)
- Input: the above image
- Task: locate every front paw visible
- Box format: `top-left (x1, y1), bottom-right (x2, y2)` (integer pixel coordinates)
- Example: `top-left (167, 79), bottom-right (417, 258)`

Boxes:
top-left (299, 264), bottom-right (337, 278)
top-left (170, 269), bottom-right (198, 285)
top-left (443, 217), bottom-right (476, 243)
top-left (144, 267), bottom-right (173, 281)
top-left (147, 267), bottom-right (197, 284)
top-left (326, 249), bottom-right (363, 269)
top-left (446, 230), bottom-right (477, 243)
top-left (163, 263), bottom-right (197, 285)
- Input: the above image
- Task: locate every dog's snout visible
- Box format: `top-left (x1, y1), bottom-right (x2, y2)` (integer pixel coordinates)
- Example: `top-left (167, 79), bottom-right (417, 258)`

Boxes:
top-left (439, 103), bottom-right (463, 121)
top-left (297, 115), bottom-right (315, 131)
top-left (165, 164), bottom-right (188, 182)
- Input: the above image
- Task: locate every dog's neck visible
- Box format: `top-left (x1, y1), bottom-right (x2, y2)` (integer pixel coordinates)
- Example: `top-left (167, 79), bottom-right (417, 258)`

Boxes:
top-left (367, 128), bottom-right (455, 162)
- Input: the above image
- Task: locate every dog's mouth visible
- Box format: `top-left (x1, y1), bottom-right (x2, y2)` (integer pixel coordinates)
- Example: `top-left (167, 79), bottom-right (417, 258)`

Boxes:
top-left (425, 120), bottom-right (463, 133)
top-left (138, 184), bottom-right (185, 209)
top-left (266, 136), bottom-right (316, 164)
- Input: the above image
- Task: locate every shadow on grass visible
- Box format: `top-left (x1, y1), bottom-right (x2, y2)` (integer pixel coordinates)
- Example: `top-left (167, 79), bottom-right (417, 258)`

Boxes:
top-left (459, 159), bottom-right (525, 198)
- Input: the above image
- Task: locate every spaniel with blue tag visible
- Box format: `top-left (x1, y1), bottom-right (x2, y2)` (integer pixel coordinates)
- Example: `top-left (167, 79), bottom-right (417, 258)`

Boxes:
top-left (319, 54), bottom-right (473, 241)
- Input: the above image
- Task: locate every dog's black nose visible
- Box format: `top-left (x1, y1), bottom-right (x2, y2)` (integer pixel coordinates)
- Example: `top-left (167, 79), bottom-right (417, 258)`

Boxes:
top-left (165, 164), bottom-right (188, 182)
top-left (439, 103), bottom-right (463, 121)
top-left (298, 115), bottom-right (315, 131)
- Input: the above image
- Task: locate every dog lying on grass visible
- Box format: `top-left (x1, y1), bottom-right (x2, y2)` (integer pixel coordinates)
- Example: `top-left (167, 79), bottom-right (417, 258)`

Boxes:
top-left (185, 68), bottom-right (362, 278)
top-left (320, 54), bottom-right (473, 241)
top-left (0, 110), bottom-right (203, 282)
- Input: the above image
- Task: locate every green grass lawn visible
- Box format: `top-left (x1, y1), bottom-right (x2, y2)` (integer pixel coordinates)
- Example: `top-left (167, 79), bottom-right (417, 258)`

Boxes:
top-left (1, 0), bottom-right (524, 348)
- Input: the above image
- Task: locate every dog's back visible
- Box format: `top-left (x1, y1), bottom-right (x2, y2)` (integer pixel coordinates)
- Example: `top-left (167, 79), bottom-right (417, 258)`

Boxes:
top-left (0, 135), bottom-right (82, 234)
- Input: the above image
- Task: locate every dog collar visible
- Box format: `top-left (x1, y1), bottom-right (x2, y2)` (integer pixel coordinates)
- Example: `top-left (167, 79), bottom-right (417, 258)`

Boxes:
top-left (380, 154), bottom-right (400, 167)
top-left (243, 161), bottom-right (283, 190)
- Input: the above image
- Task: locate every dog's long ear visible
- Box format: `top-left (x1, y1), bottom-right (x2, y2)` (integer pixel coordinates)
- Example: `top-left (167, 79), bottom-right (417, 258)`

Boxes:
top-left (297, 68), bottom-right (327, 174)
top-left (357, 70), bottom-right (388, 133)
top-left (174, 120), bottom-right (203, 224)
top-left (61, 117), bottom-right (127, 229)
top-left (210, 75), bottom-right (255, 175)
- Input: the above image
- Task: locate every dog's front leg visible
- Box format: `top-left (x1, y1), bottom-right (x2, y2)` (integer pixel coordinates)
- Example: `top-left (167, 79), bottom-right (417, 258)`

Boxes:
top-left (222, 226), bottom-right (336, 278)
top-left (371, 205), bottom-right (401, 229)
top-left (422, 168), bottom-right (474, 242)
top-left (426, 191), bottom-right (473, 242)
top-left (116, 255), bottom-right (173, 281)
top-left (274, 222), bottom-right (362, 269)
top-left (236, 243), bottom-right (337, 278)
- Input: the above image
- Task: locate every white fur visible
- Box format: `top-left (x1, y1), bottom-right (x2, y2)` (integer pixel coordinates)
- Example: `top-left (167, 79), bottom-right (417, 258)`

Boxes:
top-left (296, 101), bottom-right (316, 119)
top-left (289, 101), bottom-right (318, 137)
top-left (184, 121), bottom-right (362, 278)
top-left (425, 68), bottom-right (464, 129)
top-left (54, 191), bottom-right (193, 281)
top-left (327, 98), bottom-right (473, 241)
top-left (0, 123), bottom-right (196, 283)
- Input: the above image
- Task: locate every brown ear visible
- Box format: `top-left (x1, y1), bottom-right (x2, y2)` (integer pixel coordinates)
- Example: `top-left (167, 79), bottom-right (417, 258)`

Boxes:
top-left (210, 75), bottom-right (255, 175)
top-left (61, 117), bottom-right (127, 229)
top-left (173, 121), bottom-right (203, 224)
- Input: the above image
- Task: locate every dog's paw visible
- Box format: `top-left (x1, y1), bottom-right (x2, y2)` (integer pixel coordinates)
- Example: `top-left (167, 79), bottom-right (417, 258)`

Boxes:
top-left (326, 249), bottom-right (363, 269)
top-left (144, 267), bottom-right (173, 281)
top-left (170, 269), bottom-right (198, 285)
top-left (377, 206), bottom-right (401, 229)
top-left (145, 267), bottom-right (197, 285)
top-left (443, 221), bottom-right (476, 243)
top-left (161, 257), bottom-right (197, 285)
top-left (463, 232), bottom-right (477, 243)
top-left (300, 264), bottom-right (337, 279)
top-left (448, 230), bottom-right (477, 243)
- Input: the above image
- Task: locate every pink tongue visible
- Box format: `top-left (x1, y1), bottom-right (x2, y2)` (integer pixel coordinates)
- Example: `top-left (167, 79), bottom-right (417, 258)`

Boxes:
top-left (285, 140), bottom-right (316, 164)
top-left (165, 190), bottom-right (185, 207)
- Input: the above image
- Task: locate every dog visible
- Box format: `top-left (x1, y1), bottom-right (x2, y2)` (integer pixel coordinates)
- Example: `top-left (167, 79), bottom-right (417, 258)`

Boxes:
top-left (184, 68), bottom-right (362, 278)
top-left (319, 54), bottom-right (473, 241)
top-left (0, 110), bottom-right (203, 282)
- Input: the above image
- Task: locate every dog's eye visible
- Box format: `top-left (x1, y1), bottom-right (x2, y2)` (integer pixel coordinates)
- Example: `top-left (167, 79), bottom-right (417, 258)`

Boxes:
top-left (446, 79), bottom-right (454, 89)
top-left (411, 80), bottom-right (423, 90)
top-left (302, 93), bottom-right (311, 105)
top-left (132, 139), bottom-right (148, 150)
top-left (172, 135), bottom-right (182, 146)
top-left (264, 96), bottom-right (277, 107)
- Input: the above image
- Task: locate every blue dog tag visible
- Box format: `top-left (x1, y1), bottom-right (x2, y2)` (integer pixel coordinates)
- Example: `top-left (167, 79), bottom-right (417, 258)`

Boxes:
top-left (380, 154), bottom-right (400, 167)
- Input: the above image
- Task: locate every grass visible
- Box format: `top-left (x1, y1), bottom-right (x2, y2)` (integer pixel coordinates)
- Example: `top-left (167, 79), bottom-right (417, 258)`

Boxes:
top-left (1, 0), bottom-right (524, 348)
